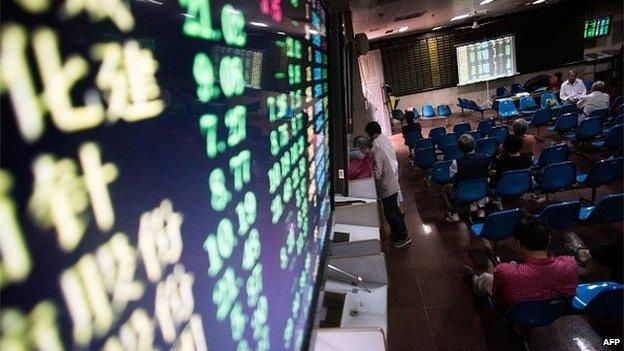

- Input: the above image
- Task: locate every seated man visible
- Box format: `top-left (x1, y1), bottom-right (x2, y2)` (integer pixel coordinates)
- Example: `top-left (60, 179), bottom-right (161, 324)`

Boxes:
top-left (401, 111), bottom-right (422, 147)
top-left (577, 80), bottom-right (610, 121)
top-left (443, 134), bottom-right (490, 222)
top-left (559, 69), bottom-right (586, 104)
top-left (490, 135), bottom-right (532, 188)
top-left (348, 135), bottom-right (374, 180)
top-left (464, 217), bottom-right (579, 311)
top-left (511, 118), bottom-right (536, 156)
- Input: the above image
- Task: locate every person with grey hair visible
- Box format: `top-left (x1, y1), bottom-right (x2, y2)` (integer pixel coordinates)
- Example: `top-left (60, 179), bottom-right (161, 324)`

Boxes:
top-left (576, 80), bottom-right (610, 121)
top-left (348, 135), bottom-right (374, 180)
top-left (511, 118), bottom-right (536, 156)
top-left (443, 134), bottom-right (491, 222)
top-left (559, 69), bottom-right (586, 104)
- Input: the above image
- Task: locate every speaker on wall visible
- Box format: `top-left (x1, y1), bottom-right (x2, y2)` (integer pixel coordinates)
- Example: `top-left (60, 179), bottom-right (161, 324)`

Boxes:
top-left (355, 33), bottom-right (369, 55)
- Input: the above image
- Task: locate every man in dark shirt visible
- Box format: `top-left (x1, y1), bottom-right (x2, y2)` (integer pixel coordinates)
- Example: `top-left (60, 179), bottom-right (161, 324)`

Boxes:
top-left (443, 134), bottom-right (490, 222)
top-left (490, 135), bottom-right (532, 187)
top-left (401, 111), bottom-right (422, 155)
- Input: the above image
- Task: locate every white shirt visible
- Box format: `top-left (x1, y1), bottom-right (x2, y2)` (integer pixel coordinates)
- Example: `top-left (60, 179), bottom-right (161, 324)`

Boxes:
top-left (371, 135), bottom-right (400, 198)
top-left (559, 78), bottom-right (587, 103)
top-left (373, 135), bottom-right (399, 177)
top-left (577, 91), bottom-right (610, 117)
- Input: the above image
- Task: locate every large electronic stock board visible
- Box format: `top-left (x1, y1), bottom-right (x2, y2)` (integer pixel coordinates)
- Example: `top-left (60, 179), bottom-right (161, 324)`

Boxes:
top-left (0, 0), bottom-right (331, 350)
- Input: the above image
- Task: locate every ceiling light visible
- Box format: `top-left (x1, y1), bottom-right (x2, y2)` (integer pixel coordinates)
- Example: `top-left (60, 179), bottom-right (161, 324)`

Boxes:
top-left (277, 31), bottom-right (286, 35)
top-left (450, 14), bottom-right (471, 21)
top-left (432, 26), bottom-right (443, 31)
top-left (398, 26), bottom-right (409, 32)
top-left (249, 21), bottom-right (268, 27)
top-left (479, 0), bottom-right (494, 4)
top-left (532, 0), bottom-right (545, 3)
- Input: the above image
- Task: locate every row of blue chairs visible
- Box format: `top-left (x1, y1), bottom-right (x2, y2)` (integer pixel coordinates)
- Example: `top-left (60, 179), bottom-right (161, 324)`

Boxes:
top-left (496, 84), bottom-right (524, 98)
top-left (457, 98), bottom-right (491, 119)
top-left (413, 105), bottom-right (452, 118)
top-left (497, 92), bottom-right (563, 122)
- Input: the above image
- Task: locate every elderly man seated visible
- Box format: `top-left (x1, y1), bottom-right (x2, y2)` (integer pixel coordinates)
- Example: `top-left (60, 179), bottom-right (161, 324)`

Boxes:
top-left (577, 80), bottom-right (610, 122)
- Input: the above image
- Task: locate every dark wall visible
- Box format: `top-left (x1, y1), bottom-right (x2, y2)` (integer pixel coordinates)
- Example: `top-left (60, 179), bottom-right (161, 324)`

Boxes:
top-left (377, 1), bottom-right (585, 96)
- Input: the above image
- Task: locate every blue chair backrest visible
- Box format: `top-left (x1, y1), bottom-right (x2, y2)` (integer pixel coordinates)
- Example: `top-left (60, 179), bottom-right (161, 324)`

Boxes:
top-left (496, 170), bottom-right (533, 198)
top-left (414, 138), bottom-right (434, 150)
top-left (466, 130), bottom-right (483, 142)
top-left (585, 157), bottom-right (623, 187)
top-left (540, 91), bottom-right (559, 109)
top-left (477, 119), bottom-right (495, 133)
top-left (476, 138), bottom-right (498, 157)
top-left (412, 107), bottom-right (420, 118)
top-left (604, 124), bottom-right (624, 151)
top-left (505, 299), bottom-right (568, 327)
top-left (536, 143), bottom-right (568, 168)
top-left (588, 108), bottom-right (609, 124)
top-left (575, 117), bottom-right (603, 140)
top-left (461, 98), bottom-right (471, 108)
top-left (498, 99), bottom-right (518, 116)
top-left (490, 126), bottom-right (509, 143)
top-left (438, 133), bottom-right (457, 150)
top-left (443, 144), bottom-right (463, 161)
top-left (573, 282), bottom-right (624, 320)
top-left (519, 96), bottom-right (537, 110)
top-left (557, 104), bottom-right (578, 117)
top-left (554, 112), bottom-right (578, 133)
top-left (392, 109), bottom-right (405, 120)
top-left (611, 95), bottom-right (623, 111)
top-left (405, 129), bottom-right (423, 147)
top-left (429, 126), bottom-right (446, 145)
top-left (480, 208), bottom-right (522, 241)
top-left (438, 105), bottom-right (452, 116)
top-left (530, 108), bottom-right (551, 127)
top-left (456, 178), bottom-right (488, 203)
top-left (414, 147), bottom-right (437, 170)
top-left (614, 114), bottom-right (624, 125)
top-left (539, 161), bottom-right (576, 193)
top-left (496, 86), bottom-right (508, 97)
top-left (510, 83), bottom-right (524, 95)
top-left (583, 80), bottom-right (593, 91)
top-left (453, 123), bottom-right (471, 137)
top-left (423, 105), bottom-right (436, 117)
top-left (585, 193), bottom-right (624, 224)
top-left (431, 161), bottom-right (453, 184)
top-left (469, 100), bottom-right (483, 111)
top-left (537, 201), bottom-right (581, 231)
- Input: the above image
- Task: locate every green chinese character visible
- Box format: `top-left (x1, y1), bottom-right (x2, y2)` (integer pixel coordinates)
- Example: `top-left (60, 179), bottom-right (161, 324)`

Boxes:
top-left (268, 162), bottom-right (281, 194)
top-left (179, 0), bottom-right (221, 40)
top-left (283, 317), bottom-right (294, 349)
top-left (229, 302), bottom-right (247, 341)
top-left (270, 195), bottom-right (283, 224)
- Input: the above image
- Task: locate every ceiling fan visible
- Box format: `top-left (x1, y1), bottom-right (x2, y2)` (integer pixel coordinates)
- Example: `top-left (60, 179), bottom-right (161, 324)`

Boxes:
top-left (454, 18), bottom-right (498, 30)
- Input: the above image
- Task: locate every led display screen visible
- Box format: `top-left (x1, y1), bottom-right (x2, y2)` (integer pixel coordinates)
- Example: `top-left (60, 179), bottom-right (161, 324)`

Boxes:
top-left (584, 16), bottom-right (612, 39)
top-left (456, 36), bottom-right (518, 86)
top-left (0, 0), bottom-right (331, 350)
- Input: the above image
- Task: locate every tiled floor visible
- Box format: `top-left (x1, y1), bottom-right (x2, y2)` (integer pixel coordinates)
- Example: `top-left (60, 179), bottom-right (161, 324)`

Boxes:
top-left (379, 112), bottom-right (623, 351)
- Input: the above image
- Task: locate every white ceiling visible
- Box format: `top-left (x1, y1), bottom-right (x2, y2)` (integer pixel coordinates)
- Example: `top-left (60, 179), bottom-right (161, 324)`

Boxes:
top-left (350, 0), bottom-right (572, 40)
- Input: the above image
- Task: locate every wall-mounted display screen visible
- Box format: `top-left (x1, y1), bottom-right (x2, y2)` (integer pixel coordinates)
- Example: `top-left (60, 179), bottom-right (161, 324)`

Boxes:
top-left (456, 35), bottom-right (518, 86)
top-left (584, 16), bottom-right (612, 39)
top-left (0, 0), bottom-right (331, 350)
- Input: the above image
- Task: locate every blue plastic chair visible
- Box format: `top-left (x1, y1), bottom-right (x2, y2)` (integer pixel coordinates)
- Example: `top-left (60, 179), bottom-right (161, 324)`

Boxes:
top-left (489, 126), bottom-right (509, 143)
top-left (438, 105), bottom-right (452, 117)
top-left (578, 193), bottom-right (624, 224)
top-left (557, 104), bottom-right (578, 117)
top-left (438, 133), bottom-right (457, 151)
top-left (588, 108), bottom-right (609, 124)
top-left (429, 127), bottom-right (446, 146)
top-left (470, 208), bottom-right (522, 262)
top-left (431, 161), bottom-right (453, 185)
top-left (510, 83), bottom-right (524, 95)
top-left (392, 109), bottom-right (405, 122)
top-left (498, 99), bottom-right (520, 121)
top-left (469, 100), bottom-right (490, 119)
top-left (453, 122), bottom-right (471, 138)
top-left (466, 130), bottom-right (484, 142)
top-left (412, 107), bottom-right (420, 118)
top-left (414, 138), bottom-right (434, 150)
top-left (547, 112), bottom-right (578, 138)
top-left (477, 118), bottom-right (495, 134)
top-left (540, 91), bottom-right (562, 109)
top-left (476, 138), bottom-right (498, 157)
top-left (537, 161), bottom-right (577, 195)
top-left (567, 117), bottom-right (602, 143)
top-left (404, 129), bottom-right (423, 149)
top-left (576, 157), bottom-right (623, 202)
top-left (496, 86), bottom-right (509, 98)
top-left (535, 201), bottom-right (581, 231)
top-left (573, 282), bottom-right (623, 320)
top-left (592, 124), bottom-right (623, 151)
top-left (519, 96), bottom-right (539, 115)
top-left (533, 143), bottom-right (568, 168)
top-left (457, 98), bottom-right (471, 115)
top-left (494, 170), bottom-right (533, 198)
top-left (504, 299), bottom-right (569, 327)
top-left (456, 178), bottom-right (488, 204)
top-left (443, 144), bottom-right (463, 161)
top-left (413, 147), bottom-right (437, 171)
top-left (423, 105), bottom-right (436, 118)
top-left (530, 108), bottom-right (551, 136)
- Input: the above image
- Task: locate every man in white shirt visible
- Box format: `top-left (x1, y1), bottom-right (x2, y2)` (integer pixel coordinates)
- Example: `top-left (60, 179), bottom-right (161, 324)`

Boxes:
top-left (577, 81), bottom-right (610, 121)
top-left (559, 70), bottom-right (587, 104)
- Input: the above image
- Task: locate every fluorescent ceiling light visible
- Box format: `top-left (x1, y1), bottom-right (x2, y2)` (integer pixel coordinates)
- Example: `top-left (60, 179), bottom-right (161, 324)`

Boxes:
top-left (249, 21), bottom-right (268, 27)
top-left (277, 31), bottom-right (286, 35)
top-left (450, 14), bottom-right (471, 21)
top-left (432, 26), bottom-right (443, 31)
top-left (479, 0), bottom-right (493, 4)
top-left (398, 26), bottom-right (409, 32)
top-left (532, 0), bottom-right (545, 3)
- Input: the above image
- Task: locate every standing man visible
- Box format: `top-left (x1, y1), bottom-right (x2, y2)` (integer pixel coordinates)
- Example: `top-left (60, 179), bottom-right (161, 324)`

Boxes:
top-left (559, 70), bottom-right (587, 104)
top-left (365, 121), bottom-right (411, 248)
